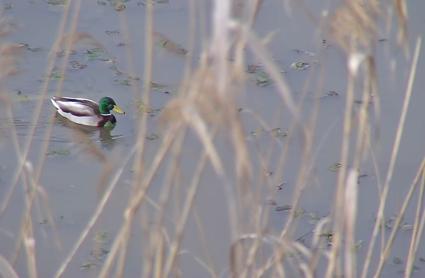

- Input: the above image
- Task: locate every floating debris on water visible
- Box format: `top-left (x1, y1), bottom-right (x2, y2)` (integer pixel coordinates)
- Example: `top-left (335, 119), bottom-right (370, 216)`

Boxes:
top-left (292, 49), bottom-right (316, 57)
top-left (105, 30), bottom-right (120, 36)
top-left (49, 70), bottom-right (63, 80)
top-left (290, 61), bottom-right (310, 71)
top-left (46, 149), bottom-right (70, 156)
top-left (275, 205), bottom-right (292, 212)
top-left (69, 60), bottom-right (87, 71)
top-left (137, 101), bottom-right (161, 117)
top-left (328, 162), bottom-right (342, 172)
top-left (393, 257), bottom-right (403, 265)
top-left (327, 90), bottom-right (339, 97)
top-left (81, 231), bottom-right (111, 270)
top-left (48, 0), bottom-right (67, 5)
top-left (85, 48), bottom-right (110, 61)
top-left (271, 127), bottom-right (288, 139)
top-left (114, 2), bottom-right (126, 11)
top-left (146, 133), bottom-right (160, 141)
top-left (247, 64), bottom-right (272, 87)
top-left (151, 81), bottom-right (168, 92)
top-left (277, 182), bottom-right (286, 190)
top-left (154, 32), bottom-right (188, 56)
top-left (266, 199), bottom-right (277, 206)
top-left (18, 43), bottom-right (42, 53)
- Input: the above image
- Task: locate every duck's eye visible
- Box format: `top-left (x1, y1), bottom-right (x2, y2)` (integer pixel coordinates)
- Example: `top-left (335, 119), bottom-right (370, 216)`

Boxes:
top-left (108, 104), bottom-right (114, 110)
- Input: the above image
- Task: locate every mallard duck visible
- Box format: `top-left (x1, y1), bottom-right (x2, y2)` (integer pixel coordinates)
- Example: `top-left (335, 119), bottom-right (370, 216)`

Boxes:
top-left (51, 96), bottom-right (124, 128)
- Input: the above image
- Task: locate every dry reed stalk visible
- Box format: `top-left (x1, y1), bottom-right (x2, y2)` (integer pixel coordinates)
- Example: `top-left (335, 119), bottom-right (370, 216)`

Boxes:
top-left (17, 4), bottom-right (85, 275)
top-left (162, 146), bottom-right (211, 276)
top-left (54, 146), bottom-right (137, 277)
top-left (373, 159), bottom-right (425, 277)
top-left (394, 0), bottom-right (408, 55)
top-left (242, 27), bottom-right (299, 124)
top-left (147, 130), bottom-right (187, 277)
top-left (360, 130), bottom-right (384, 278)
top-left (325, 1), bottom-right (381, 276)
top-left (22, 162), bottom-right (38, 278)
top-left (307, 217), bottom-right (331, 273)
top-left (404, 163), bottom-right (425, 277)
top-left (192, 209), bottom-right (218, 276)
top-left (344, 169), bottom-right (358, 278)
top-left (0, 0), bottom-right (72, 217)
top-left (34, 0), bottom-right (83, 183)
top-left (144, 130), bottom-right (185, 277)
top-left (365, 37), bottom-right (421, 278)
top-left (113, 1), bottom-right (155, 275)
top-left (0, 255), bottom-right (19, 278)
top-left (0, 42), bottom-right (24, 217)
top-left (98, 129), bottom-right (175, 277)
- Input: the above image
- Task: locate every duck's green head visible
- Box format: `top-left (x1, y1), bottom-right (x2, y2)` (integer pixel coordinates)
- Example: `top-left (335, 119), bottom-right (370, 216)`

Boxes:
top-left (99, 97), bottom-right (125, 115)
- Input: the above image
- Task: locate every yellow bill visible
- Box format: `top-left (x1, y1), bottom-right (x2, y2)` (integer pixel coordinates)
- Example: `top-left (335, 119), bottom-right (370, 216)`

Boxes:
top-left (113, 105), bottom-right (125, 114)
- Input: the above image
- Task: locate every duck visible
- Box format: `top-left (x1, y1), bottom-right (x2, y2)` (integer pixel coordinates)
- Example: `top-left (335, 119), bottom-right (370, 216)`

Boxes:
top-left (50, 96), bottom-right (124, 128)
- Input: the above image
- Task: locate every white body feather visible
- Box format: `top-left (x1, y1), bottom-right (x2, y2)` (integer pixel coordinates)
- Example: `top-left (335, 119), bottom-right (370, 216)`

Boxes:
top-left (50, 97), bottom-right (102, 126)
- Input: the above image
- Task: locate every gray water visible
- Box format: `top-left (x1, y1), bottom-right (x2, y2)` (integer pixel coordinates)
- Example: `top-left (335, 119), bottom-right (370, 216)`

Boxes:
top-left (0, 0), bottom-right (424, 277)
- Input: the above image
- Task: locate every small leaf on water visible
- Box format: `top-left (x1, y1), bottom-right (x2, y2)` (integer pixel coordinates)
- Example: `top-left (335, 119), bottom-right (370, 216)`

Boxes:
top-left (94, 231), bottom-right (108, 243)
top-left (353, 240), bottom-right (363, 251)
top-left (86, 48), bottom-right (108, 61)
top-left (3, 3), bottom-right (12, 10)
top-left (401, 224), bottom-right (413, 231)
top-left (294, 208), bottom-right (305, 217)
top-left (246, 64), bottom-right (272, 87)
top-left (97, 0), bottom-right (107, 5)
top-left (69, 60), bottom-right (87, 70)
top-left (154, 32), bottom-right (188, 56)
top-left (277, 182), bottom-right (286, 190)
top-left (275, 205), bottom-right (292, 212)
top-left (393, 257), bottom-right (403, 265)
top-left (320, 232), bottom-right (333, 245)
top-left (50, 71), bottom-right (63, 80)
top-left (138, 0), bottom-right (170, 5)
top-left (264, 169), bottom-right (273, 176)
top-left (137, 101), bottom-right (161, 117)
top-left (105, 30), bottom-right (120, 36)
top-left (328, 162), bottom-right (342, 172)
top-left (255, 70), bottom-right (272, 87)
top-left (327, 90), bottom-right (339, 97)
top-left (119, 79), bottom-right (131, 86)
top-left (250, 127), bottom-right (264, 137)
top-left (19, 43), bottom-right (42, 52)
top-left (15, 95), bottom-right (29, 102)
top-left (247, 64), bottom-right (260, 73)
top-left (271, 128), bottom-right (288, 138)
top-left (307, 212), bottom-right (321, 221)
top-left (266, 199), bottom-right (277, 206)
top-left (151, 81), bottom-right (167, 90)
top-left (291, 61), bottom-right (310, 71)
top-left (292, 49), bottom-right (316, 57)
top-left (91, 231), bottom-right (110, 261)
top-left (39, 219), bottom-right (48, 225)
top-left (114, 2), bottom-right (126, 11)
top-left (80, 262), bottom-right (95, 270)
top-left (48, 0), bottom-right (67, 5)
top-left (47, 149), bottom-right (70, 156)
top-left (384, 217), bottom-right (396, 230)
top-left (146, 133), bottom-right (160, 141)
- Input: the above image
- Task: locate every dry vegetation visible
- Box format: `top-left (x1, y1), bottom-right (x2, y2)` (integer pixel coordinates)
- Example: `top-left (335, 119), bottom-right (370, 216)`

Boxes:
top-left (0, 0), bottom-right (424, 277)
